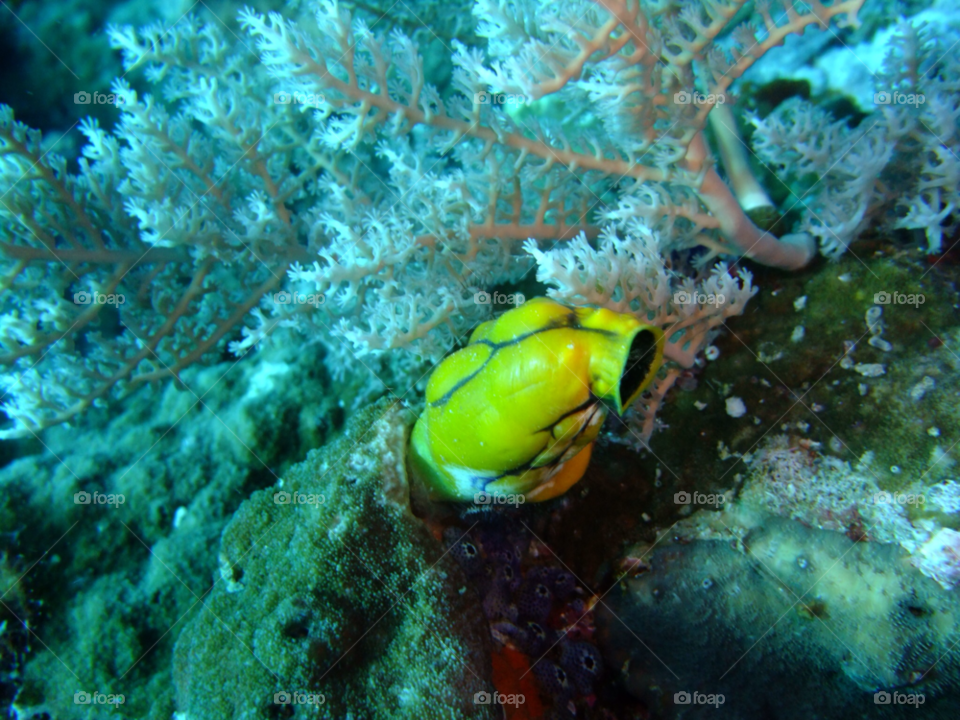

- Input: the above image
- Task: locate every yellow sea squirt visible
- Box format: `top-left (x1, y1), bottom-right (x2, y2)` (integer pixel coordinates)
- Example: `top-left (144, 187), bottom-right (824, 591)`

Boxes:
top-left (410, 297), bottom-right (664, 502)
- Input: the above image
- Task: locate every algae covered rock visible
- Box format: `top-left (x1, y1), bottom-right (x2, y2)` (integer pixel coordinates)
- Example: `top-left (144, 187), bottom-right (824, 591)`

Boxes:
top-left (173, 399), bottom-right (496, 719)
top-left (598, 515), bottom-right (960, 719)
top-left (4, 340), bottom-right (337, 720)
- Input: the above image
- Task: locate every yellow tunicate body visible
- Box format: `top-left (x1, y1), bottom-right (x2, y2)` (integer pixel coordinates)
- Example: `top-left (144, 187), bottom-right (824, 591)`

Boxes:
top-left (410, 297), bottom-right (664, 502)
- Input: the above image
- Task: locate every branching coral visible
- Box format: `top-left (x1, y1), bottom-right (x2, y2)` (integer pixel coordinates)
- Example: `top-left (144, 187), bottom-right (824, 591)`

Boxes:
top-left (750, 20), bottom-right (960, 256)
top-left (0, 0), bottom-right (865, 438)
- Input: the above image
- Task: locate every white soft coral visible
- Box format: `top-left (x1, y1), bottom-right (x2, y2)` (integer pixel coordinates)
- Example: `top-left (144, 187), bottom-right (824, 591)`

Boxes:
top-left (525, 223), bottom-right (757, 367)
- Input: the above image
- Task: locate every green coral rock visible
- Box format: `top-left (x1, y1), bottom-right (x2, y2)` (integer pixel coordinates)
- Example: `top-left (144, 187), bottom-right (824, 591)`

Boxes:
top-left (600, 515), bottom-right (960, 718)
top-left (173, 399), bottom-right (496, 719)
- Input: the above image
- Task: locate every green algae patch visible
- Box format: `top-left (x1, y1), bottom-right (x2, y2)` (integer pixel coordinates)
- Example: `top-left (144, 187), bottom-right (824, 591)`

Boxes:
top-left (639, 246), bottom-right (959, 503)
top-left (172, 399), bottom-right (496, 719)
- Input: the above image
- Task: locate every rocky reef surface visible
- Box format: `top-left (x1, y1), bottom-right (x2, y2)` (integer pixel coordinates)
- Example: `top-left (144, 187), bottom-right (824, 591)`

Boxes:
top-left (1, 239), bottom-right (957, 720)
top-left (584, 245), bottom-right (960, 719)
top-left (0, 340), bottom-right (479, 719)
top-left (600, 509), bottom-right (960, 718)
top-left (174, 399), bottom-right (495, 719)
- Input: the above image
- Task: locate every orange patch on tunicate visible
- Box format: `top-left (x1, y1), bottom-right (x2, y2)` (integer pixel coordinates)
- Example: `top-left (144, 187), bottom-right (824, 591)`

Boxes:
top-left (490, 644), bottom-right (547, 719)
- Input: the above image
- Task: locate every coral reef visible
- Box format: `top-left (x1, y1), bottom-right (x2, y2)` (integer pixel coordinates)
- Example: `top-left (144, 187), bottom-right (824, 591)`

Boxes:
top-left (173, 399), bottom-right (496, 719)
top-left (582, 242), bottom-right (960, 716)
top-left (737, 434), bottom-right (960, 589)
top-left (0, 0), bottom-right (866, 437)
top-left (738, 0), bottom-right (954, 108)
top-left (499, 229), bottom-right (960, 717)
top-left (2, 2), bottom-right (960, 720)
top-left (618, 239), bottom-right (959, 489)
top-left (444, 513), bottom-right (604, 718)
top-left (1, 338), bottom-right (337, 719)
top-left (526, 229), bottom-right (758, 444)
top-left (750, 20), bottom-right (960, 255)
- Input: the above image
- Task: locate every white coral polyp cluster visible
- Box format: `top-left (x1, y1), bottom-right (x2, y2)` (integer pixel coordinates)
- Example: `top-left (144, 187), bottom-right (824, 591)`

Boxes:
top-left (0, 0), bottom-right (865, 437)
top-left (526, 225), bottom-right (757, 367)
top-left (751, 21), bottom-right (960, 256)
top-left (914, 529), bottom-right (960, 590)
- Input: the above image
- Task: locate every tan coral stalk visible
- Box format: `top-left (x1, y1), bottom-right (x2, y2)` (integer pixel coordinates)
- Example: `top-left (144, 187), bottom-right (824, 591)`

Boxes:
top-left (709, 103), bottom-right (775, 214)
top-left (686, 132), bottom-right (815, 270)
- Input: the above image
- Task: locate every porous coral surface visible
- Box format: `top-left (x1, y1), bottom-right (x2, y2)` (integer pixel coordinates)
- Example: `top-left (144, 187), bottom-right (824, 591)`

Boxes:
top-left (173, 399), bottom-right (496, 719)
